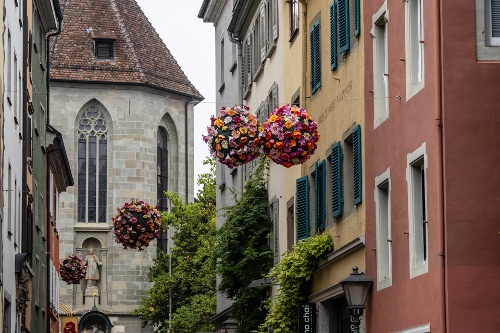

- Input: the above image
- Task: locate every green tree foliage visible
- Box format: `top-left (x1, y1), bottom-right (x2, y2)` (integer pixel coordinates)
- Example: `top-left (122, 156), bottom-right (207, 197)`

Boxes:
top-left (133, 158), bottom-right (217, 333)
top-left (216, 159), bottom-right (274, 332)
top-left (259, 233), bottom-right (333, 333)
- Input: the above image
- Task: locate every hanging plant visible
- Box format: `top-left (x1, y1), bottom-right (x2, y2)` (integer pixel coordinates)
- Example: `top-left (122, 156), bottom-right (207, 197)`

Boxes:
top-left (260, 104), bottom-right (320, 168)
top-left (203, 105), bottom-right (262, 169)
top-left (259, 233), bottom-right (333, 333)
top-left (111, 198), bottom-right (162, 251)
top-left (59, 255), bottom-right (87, 285)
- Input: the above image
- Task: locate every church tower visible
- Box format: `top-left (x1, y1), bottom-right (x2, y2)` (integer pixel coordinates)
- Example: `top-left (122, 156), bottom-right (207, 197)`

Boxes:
top-left (49, 0), bottom-right (203, 331)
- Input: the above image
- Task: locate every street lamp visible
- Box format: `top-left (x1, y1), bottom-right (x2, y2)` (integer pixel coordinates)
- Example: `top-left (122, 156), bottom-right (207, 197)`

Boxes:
top-left (222, 319), bottom-right (238, 333)
top-left (340, 266), bottom-right (373, 333)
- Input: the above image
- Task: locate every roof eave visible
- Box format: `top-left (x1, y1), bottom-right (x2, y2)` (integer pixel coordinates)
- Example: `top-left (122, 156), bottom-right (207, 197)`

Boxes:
top-left (49, 78), bottom-right (204, 103)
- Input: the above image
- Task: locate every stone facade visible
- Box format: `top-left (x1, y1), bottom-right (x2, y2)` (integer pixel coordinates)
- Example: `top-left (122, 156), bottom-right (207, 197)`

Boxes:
top-left (50, 82), bottom-right (195, 331)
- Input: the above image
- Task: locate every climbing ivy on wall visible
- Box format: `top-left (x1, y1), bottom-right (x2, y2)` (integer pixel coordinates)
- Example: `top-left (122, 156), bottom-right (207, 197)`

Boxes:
top-left (216, 158), bottom-right (274, 333)
top-left (259, 233), bottom-right (333, 333)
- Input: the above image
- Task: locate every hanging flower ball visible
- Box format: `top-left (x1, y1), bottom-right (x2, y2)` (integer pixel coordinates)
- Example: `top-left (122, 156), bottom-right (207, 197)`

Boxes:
top-left (203, 105), bottom-right (262, 169)
top-left (260, 104), bottom-right (320, 168)
top-left (59, 255), bottom-right (87, 285)
top-left (111, 198), bottom-right (162, 251)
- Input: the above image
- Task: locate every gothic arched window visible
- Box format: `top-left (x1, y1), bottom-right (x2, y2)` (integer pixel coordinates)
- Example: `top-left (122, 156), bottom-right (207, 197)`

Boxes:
top-left (77, 106), bottom-right (108, 223)
top-left (157, 127), bottom-right (169, 210)
top-left (157, 127), bottom-right (168, 252)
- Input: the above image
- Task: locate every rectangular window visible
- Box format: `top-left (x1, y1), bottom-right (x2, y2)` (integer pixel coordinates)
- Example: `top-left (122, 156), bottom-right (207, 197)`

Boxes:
top-left (490, 0), bottom-right (500, 45)
top-left (406, 0), bottom-right (424, 99)
top-left (267, 83), bottom-right (279, 117)
top-left (94, 39), bottom-right (114, 58)
top-left (310, 20), bottom-right (321, 94)
top-left (6, 32), bottom-right (11, 105)
top-left (3, 298), bottom-right (11, 331)
top-left (375, 169), bottom-right (392, 290)
top-left (7, 165), bottom-right (12, 237)
top-left (315, 160), bottom-right (326, 231)
top-left (220, 36), bottom-right (225, 88)
top-left (373, 9), bottom-right (389, 128)
top-left (290, 0), bottom-right (299, 39)
top-left (296, 176), bottom-right (310, 241)
top-left (270, 197), bottom-right (279, 264)
top-left (330, 2), bottom-right (338, 70)
top-left (35, 255), bottom-right (40, 308)
top-left (394, 324), bottom-right (430, 333)
top-left (407, 143), bottom-right (428, 278)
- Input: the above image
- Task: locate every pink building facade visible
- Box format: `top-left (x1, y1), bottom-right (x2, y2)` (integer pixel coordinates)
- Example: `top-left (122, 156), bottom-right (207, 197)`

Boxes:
top-left (364, 1), bottom-right (500, 332)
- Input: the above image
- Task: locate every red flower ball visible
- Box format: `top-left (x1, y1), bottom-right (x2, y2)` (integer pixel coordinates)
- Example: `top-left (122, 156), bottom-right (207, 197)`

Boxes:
top-left (59, 255), bottom-right (87, 285)
top-left (203, 106), bottom-right (263, 169)
top-left (111, 198), bottom-right (162, 251)
top-left (260, 104), bottom-right (320, 167)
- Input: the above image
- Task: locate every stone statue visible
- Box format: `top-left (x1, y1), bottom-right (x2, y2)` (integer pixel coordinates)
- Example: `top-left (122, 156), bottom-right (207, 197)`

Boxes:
top-left (84, 247), bottom-right (102, 288)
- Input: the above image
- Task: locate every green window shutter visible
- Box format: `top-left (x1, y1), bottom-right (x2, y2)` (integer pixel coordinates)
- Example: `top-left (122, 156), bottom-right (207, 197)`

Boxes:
top-left (310, 27), bottom-right (315, 91)
top-left (271, 198), bottom-right (279, 264)
top-left (354, 0), bottom-right (361, 37)
top-left (330, 2), bottom-right (338, 70)
top-left (353, 125), bottom-right (362, 205)
top-left (338, 0), bottom-right (350, 53)
top-left (272, 0), bottom-right (279, 41)
top-left (310, 21), bottom-right (321, 94)
top-left (296, 176), bottom-right (310, 241)
top-left (316, 160), bottom-right (326, 231)
top-left (331, 142), bottom-right (343, 219)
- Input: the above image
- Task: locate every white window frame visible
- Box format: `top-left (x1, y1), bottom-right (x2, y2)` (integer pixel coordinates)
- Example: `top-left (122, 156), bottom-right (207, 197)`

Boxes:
top-left (405, 0), bottom-right (425, 100)
top-left (489, 0), bottom-right (500, 45)
top-left (393, 323), bottom-right (430, 333)
top-left (375, 168), bottom-right (392, 290)
top-left (406, 142), bottom-right (428, 279)
top-left (371, 3), bottom-right (389, 129)
top-left (475, 0), bottom-right (500, 59)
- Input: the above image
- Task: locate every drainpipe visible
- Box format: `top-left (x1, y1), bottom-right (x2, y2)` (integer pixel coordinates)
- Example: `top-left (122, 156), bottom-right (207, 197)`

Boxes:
top-left (228, 32), bottom-right (243, 106)
top-left (298, 0), bottom-right (308, 109)
top-left (433, 0), bottom-right (447, 332)
top-left (45, 5), bottom-right (63, 333)
top-left (228, 32), bottom-right (245, 194)
top-left (185, 101), bottom-right (190, 203)
top-left (46, 5), bottom-right (63, 126)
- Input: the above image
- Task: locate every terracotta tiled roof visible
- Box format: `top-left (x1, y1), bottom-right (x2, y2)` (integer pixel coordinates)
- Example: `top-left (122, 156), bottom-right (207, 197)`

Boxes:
top-left (50, 0), bottom-right (203, 100)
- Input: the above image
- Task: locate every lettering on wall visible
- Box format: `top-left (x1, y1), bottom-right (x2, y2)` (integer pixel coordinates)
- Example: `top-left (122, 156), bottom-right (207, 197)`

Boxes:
top-left (318, 80), bottom-right (353, 124)
top-left (298, 302), bottom-right (316, 333)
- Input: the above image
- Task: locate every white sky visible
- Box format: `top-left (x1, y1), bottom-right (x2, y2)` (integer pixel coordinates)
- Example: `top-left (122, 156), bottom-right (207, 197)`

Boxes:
top-left (135, 0), bottom-right (215, 196)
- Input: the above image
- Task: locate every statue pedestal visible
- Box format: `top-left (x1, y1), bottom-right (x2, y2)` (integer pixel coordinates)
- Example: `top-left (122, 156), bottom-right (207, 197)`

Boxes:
top-left (84, 286), bottom-right (99, 307)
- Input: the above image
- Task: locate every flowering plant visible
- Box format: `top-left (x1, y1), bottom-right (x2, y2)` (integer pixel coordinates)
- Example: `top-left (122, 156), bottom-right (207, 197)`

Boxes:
top-left (59, 255), bottom-right (87, 285)
top-left (111, 198), bottom-right (162, 251)
top-left (260, 104), bottom-right (320, 168)
top-left (203, 105), bottom-right (262, 169)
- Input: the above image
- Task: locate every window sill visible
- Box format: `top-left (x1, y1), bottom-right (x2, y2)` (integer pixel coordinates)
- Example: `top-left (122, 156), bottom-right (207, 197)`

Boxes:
top-left (289, 29), bottom-right (299, 44)
top-left (218, 82), bottom-right (225, 93)
top-left (74, 222), bottom-right (112, 232)
top-left (243, 86), bottom-right (251, 100)
top-left (267, 43), bottom-right (276, 58)
top-left (253, 64), bottom-right (264, 82)
top-left (229, 61), bottom-right (237, 73)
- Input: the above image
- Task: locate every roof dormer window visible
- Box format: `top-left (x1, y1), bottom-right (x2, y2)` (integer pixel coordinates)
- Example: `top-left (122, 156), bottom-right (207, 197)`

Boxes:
top-left (94, 39), bottom-right (114, 59)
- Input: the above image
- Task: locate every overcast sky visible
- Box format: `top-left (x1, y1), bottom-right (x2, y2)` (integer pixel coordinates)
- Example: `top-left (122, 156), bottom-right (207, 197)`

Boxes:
top-left (135, 0), bottom-right (215, 196)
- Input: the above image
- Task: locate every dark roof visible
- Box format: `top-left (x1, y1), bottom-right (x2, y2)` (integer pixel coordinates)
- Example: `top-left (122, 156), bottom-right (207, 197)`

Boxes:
top-left (50, 0), bottom-right (203, 100)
